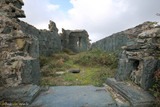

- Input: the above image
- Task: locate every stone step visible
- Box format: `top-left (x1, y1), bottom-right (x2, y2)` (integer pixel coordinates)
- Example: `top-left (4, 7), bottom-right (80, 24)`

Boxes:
top-left (0, 85), bottom-right (41, 104)
top-left (106, 78), bottom-right (155, 107)
top-left (104, 84), bottom-right (130, 107)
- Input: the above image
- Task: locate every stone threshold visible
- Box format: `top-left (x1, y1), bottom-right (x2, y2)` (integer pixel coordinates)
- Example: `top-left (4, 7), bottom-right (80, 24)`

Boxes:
top-left (106, 78), bottom-right (155, 107)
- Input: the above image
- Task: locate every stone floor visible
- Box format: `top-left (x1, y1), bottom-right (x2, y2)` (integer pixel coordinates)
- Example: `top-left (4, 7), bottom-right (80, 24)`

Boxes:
top-left (0, 84), bottom-right (154, 107)
top-left (30, 86), bottom-right (117, 107)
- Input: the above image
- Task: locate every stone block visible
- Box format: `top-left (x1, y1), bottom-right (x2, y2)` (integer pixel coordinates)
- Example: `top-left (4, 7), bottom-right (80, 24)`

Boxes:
top-left (115, 57), bottom-right (135, 81)
top-left (21, 58), bottom-right (40, 85)
top-left (106, 78), bottom-right (155, 107)
top-left (0, 85), bottom-right (41, 104)
top-left (28, 36), bottom-right (39, 58)
top-left (141, 59), bottom-right (158, 90)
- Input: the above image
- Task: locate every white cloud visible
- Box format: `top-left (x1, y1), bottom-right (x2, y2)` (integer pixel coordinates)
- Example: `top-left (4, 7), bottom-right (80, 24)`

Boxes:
top-left (64, 0), bottom-right (131, 42)
top-left (22, 0), bottom-right (60, 29)
top-left (47, 4), bottom-right (59, 12)
top-left (22, 0), bottom-right (160, 43)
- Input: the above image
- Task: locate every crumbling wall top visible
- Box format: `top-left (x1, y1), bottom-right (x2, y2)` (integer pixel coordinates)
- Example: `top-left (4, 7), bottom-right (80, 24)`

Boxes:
top-left (0, 0), bottom-right (25, 18)
top-left (48, 20), bottom-right (58, 32)
top-left (116, 21), bottom-right (160, 90)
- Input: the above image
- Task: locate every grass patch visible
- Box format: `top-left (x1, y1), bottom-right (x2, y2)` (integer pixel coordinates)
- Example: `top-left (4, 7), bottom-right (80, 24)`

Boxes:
top-left (74, 49), bottom-right (118, 68)
top-left (39, 49), bottom-right (118, 86)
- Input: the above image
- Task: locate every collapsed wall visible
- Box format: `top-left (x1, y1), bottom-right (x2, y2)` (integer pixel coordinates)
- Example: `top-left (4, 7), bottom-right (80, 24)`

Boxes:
top-left (106, 22), bottom-right (160, 106)
top-left (0, 0), bottom-right (40, 88)
top-left (116, 23), bottom-right (160, 90)
top-left (93, 21), bottom-right (160, 90)
top-left (0, 0), bottom-right (41, 103)
top-left (19, 20), bottom-right (61, 56)
top-left (0, 0), bottom-right (90, 104)
top-left (91, 22), bottom-right (158, 52)
top-left (60, 28), bottom-right (90, 53)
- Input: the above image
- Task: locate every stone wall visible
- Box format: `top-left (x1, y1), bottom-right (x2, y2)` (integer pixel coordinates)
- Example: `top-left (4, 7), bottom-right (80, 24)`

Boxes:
top-left (91, 22), bottom-right (158, 53)
top-left (91, 21), bottom-right (160, 90)
top-left (91, 32), bottom-right (128, 52)
top-left (105, 23), bottom-right (160, 106)
top-left (115, 23), bottom-right (160, 90)
top-left (19, 20), bottom-right (61, 56)
top-left (61, 29), bottom-right (90, 52)
top-left (0, 0), bottom-right (40, 88)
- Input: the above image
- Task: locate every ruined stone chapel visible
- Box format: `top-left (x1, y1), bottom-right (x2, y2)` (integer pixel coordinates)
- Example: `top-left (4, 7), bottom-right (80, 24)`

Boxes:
top-left (0, 0), bottom-right (160, 107)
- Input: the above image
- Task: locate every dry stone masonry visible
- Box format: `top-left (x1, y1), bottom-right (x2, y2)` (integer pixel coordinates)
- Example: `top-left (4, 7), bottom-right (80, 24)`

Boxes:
top-left (106, 22), bottom-right (160, 107)
top-left (61, 28), bottom-right (90, 53)
top-left (0, 0), bottom-right (41, 87)
top-left (0, 0), bottom-right (41, 103)
top-left (19, 20), bottom-right (61, 56)
top-left (91, 22), bottom-right (158, 53)
top-left (0, 0), bottom-right (90, 104)
top-left (91, 21), bottom-right (160, 106)
top-left (116, 22), bottom-right (160, 90)
top-left (0, 0), bottom-right (159, 106)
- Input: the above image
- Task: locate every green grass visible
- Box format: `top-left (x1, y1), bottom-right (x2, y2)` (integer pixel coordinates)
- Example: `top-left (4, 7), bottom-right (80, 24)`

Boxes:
top-left (39, 49), bottom-right (118, 87)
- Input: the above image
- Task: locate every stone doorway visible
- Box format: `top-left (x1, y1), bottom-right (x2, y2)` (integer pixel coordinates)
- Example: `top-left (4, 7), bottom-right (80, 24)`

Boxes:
top-left (130, 60), bottom-right (143, 85)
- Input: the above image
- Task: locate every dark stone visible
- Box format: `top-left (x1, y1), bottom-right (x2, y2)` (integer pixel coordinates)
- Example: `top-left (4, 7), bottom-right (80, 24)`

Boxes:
top-left (115, 52), bottom-right (135, 81)
top-left (157, 60), bottom-right (160, 68)
top-left (21, 59), bottom-right (41, 85)
top-left (0, 85), bottom-right (41, 104)
top-left (141, 59), bottom-right (158, 90)
top-left (19, 21), bottom-right (61, 56)
top-left (91, 32), bottom-right (130, 53)
top-left (106, 78), bottom-right (155, 107)
top-left (68, 69), bottom-right (80, 73)
top-left (116, 58), bottom-right (159, 90)
top-left (2, 27), bottom-right (12, 34)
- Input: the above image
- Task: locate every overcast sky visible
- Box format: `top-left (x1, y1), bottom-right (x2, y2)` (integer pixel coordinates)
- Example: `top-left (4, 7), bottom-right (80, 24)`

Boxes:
top-left (21, 0), bottom-right (160, 43)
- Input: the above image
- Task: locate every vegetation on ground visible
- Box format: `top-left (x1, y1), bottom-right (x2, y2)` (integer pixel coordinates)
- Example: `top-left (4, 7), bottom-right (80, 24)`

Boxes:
top-left (39, 49), bottom-right (118, 87)
top-left (39, 49), bottom-right (160, 106)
